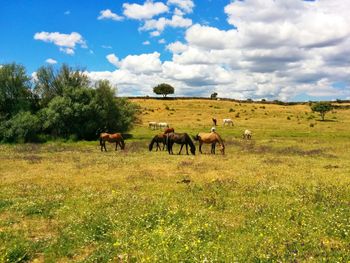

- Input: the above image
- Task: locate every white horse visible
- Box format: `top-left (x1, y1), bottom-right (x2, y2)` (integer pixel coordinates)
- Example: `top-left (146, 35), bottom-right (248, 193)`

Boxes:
top-left (243, 129), bottom-right (252, 140)
top-left (158, 122), bottom-right (169, 129)
top-left (149, 121), bottom-right (158, 130)
top-left (223, 118), bottom-right (234, 126)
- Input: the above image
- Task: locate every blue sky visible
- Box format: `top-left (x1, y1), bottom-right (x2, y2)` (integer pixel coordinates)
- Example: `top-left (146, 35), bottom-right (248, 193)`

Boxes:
top-left (1, 0), bottom-right (350, 101)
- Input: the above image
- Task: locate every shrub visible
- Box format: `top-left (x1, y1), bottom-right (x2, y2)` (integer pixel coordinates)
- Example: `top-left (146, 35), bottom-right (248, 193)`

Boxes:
top-left (0, 111), bottom-right (41, 142)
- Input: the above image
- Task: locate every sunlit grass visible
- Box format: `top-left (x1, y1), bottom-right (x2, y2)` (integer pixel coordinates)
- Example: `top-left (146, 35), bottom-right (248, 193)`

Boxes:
top-left (1, 99), bottom-right (350, 262)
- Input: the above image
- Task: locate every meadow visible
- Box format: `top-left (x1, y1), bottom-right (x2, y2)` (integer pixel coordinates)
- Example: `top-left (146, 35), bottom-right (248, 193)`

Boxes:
top-left (1, 99), bottom-right (350, 262)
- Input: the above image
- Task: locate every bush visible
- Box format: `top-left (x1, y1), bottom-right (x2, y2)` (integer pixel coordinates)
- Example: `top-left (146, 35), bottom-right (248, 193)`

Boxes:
top-left (0, 111), bottom-right (41, 142)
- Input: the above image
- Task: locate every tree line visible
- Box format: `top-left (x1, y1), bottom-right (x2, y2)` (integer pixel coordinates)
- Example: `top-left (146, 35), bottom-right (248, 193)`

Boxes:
top-left (0, 63), bottom-right (139, 143)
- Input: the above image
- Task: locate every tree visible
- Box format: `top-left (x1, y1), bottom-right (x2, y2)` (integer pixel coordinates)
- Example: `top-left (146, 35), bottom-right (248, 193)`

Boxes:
top-left (210, 92), bottom-right (218, 99)
top-left (311, 102), bottom-right (333, 121)
top-left (34, 64), bottom-right (89, 107)
top-left (153, 83), bottom-right (174, 98)
top-left (0, 63), bottom-right (33, 118)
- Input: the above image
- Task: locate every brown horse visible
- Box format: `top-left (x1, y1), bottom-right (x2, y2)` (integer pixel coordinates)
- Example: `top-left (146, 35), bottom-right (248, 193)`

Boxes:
top-left (149, 134), bottom-right (166, 151)
top-left (167, 132), bottom-right (196, 155)
top-left (99, 133), bottom-right (125, 152)
top-left (164, 127), bottom-right (174, 134)
top-left (194, 132), bottom-right (225, 154)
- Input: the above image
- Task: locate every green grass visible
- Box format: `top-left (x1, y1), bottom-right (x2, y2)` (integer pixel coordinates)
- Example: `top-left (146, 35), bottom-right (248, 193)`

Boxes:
top-left (1, 99), bottom-right (350, 262)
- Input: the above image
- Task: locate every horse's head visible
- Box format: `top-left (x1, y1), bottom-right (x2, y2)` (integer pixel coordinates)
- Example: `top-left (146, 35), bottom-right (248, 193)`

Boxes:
top-left (120, 139), bottom-right (126, 150)
top-left (190, 147), bottom-right (196, 155)
top-left (219, 144), bottom-right (225, 155)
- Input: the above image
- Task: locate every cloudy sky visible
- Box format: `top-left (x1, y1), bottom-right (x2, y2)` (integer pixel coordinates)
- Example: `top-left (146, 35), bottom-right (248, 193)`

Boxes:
top-left (1, 0), bottom-right (350, 101)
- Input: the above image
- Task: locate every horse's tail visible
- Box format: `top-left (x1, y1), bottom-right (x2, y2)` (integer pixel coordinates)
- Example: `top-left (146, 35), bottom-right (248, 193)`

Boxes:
top-left (149, 136), bottom-right (155, 151)
top-left (185, 133), bottom-right (196, 155)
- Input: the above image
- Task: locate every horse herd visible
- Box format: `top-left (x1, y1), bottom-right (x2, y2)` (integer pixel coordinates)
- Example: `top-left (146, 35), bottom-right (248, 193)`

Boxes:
top-left (99, 124), bottom-right (252, 155)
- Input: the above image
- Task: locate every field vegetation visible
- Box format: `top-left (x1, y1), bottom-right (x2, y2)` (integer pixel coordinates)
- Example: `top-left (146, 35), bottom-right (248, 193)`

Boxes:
top-left (1, 99), bottom-right (350, 262)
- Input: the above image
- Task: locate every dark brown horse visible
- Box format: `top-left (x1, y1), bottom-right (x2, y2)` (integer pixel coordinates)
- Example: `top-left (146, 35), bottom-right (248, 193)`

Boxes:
top-left (167, 132), bottom-right (196, 155)
top-left (99, 133), bottom-right (125, 152)
top-left (149, 134), bottom-right (166, 151)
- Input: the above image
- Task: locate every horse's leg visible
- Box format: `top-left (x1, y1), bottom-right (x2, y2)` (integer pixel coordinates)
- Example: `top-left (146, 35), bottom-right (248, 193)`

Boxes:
top-left (185, 144), bottom-right (189, 155)
top-left (156, 141), bottom-right (160, 151)
top-left (211, 143), bottom-right (216, 154)
top-left (103, 141), bottom-right (107, 152)
top-left (115, 142), bottom-right (118, 151)
top-left (178, 144), bottom-right (184, 155)
top-left (199, 142), bottom-right (203, 154)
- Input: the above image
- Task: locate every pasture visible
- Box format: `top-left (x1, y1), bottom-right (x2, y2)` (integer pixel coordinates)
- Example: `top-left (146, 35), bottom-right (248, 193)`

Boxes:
top-left (1, 99), bottom-right (350, 262)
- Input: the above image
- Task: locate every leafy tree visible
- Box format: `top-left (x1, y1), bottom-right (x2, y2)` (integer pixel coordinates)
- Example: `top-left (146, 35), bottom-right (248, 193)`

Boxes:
top-left (153, 83), bottom-right (174, 98)
top-left (210, 92), bottom-right (218, 99)
top-left (34, 64), bottom-right (89, 107)
top-left (311, 102), bottom-right (333, 121)
top-left (0, 63), bottom-right (33, 118)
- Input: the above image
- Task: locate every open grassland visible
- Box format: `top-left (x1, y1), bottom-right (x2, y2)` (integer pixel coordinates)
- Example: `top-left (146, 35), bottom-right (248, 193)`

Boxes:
top-left (1, 99), bottom-right (350, 262)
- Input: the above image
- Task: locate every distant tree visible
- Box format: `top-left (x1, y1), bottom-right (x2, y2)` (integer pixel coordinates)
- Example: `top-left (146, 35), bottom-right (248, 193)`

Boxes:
top-left (0, 63), bottom-right (33, 118)
top-left (210, 92), bottom-right (218, 99)
top-left (311, 102), bottom-right (333, 121)
top-left (153, 83), bottom-right (174, 98)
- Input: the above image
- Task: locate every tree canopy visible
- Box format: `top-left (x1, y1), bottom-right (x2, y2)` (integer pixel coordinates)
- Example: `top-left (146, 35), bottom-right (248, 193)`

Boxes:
top-left (310, 102), bottom-right (333, 121)
top-left (0, 63), bottom-right (139, 142)
top-left (153, 83), bottom-right (175, 98)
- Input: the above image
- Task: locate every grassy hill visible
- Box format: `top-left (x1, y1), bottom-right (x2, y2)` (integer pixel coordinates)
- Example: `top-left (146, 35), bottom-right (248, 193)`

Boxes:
top-left (1, 99), bottom-right (349, 262)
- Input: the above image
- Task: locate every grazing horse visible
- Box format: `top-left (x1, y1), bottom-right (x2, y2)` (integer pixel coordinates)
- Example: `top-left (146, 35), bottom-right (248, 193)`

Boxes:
top-left (149, 122), bottom-right (158, 130)
top-left (99, 133), bottom-right (125, 152)
top-left (158, 122), bottom-right (169, 129)
top-left (194, 132), bottom-right (225, 155)
top-left (164, 127), bottom-right (174, 134)
top-left (166, 132), bottom-right (196, 155)
top-left (223, 118), bottom-right (234, 126)
top-left (243, 129), bottom-right (252, 140)
top-left (149, 134), bottom-right (166, 151)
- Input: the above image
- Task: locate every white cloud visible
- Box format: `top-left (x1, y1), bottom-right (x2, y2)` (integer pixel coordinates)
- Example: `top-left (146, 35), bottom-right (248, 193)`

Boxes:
top-left (166, 41), bottom-right (188, 54)
top-left (106, 52), bottom-right (162, 74)
top-left (87, 0), bottom-right (350, 100)
top-left (106, 53), bottom-right (120, 67)
top-left (167, 0), bottom-right (194, 14)
top-left (123, 1), bottom-right (168, 20)
top-left (150, 31), bottom-right (161, 37)
top-left (45, 58), bottom-right (57, 64)
top-left (143, 40), bottom-right (151, 45)
top-left (119, 52), bottom-right (162, 74)
top-left (98, 9), bottom-right (124, 21)
top-left (141, 14), bottom-right (192, 34)
top-left (34, 31), bottom-right (87, 55)
top-left (158, 39), bottom-right (166, 44)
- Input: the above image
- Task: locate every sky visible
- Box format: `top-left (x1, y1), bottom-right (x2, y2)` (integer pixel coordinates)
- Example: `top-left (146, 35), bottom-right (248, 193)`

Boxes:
top-left (1, 0), bottom-right (350, 101)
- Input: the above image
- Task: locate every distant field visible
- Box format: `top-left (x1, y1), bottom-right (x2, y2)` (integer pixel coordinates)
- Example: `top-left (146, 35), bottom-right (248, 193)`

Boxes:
top-left (1, 99), bottom-right (350, 262)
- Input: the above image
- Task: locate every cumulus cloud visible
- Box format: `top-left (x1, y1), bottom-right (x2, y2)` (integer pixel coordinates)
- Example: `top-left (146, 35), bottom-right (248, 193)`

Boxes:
top-left (123, 1), bottom-right (168, 20)
top-left (141, 14), bottom-right (192, 33)
top-left (45, 58), bottom-right (57, 64)
top-left (106, 54), bottom-right (120, 67)
top-left (34, 31), bottom-right (87, 55)
top-left (98, 9), bottom-right (124, 21)
top-left (167, 0), bottom-right (194, 14)
top-left (88, 0), bottom-right (350, 100)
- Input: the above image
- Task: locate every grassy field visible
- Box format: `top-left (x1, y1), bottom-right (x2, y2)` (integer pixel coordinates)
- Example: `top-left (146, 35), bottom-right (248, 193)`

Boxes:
top-left (1, 99), bottom-right (350, 262)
